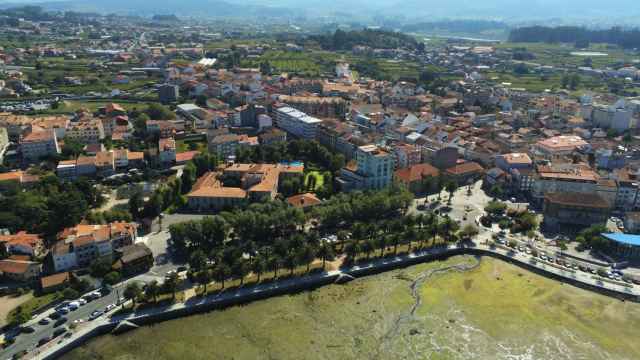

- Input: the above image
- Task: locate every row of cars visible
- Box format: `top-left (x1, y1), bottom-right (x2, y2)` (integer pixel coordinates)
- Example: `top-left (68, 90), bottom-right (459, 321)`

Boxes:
top-left (498, 238), bottom-right (638, 285)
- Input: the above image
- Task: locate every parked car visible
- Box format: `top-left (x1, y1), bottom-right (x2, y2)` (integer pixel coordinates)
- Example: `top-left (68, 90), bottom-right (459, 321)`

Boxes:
top-left (89, 310), bottom-right (104, 321)
top-left (52, 327), bottom-right (67, 338)
top-left (57, 307), bottom-right (69, 315)
top-left (49, 312), bottom-right (62, 320)
top-left (68, 302), bottom-right (80, 311)
top-left (20, 326), bottom-right (35, 334)
top-left (37, 336), bottom-right (51, 347)
top-left (38, 318), bottom-right (50, 326)
top-left (78, 298), bottom-right (87, 306)
top-left (105, 304), bottom-right (116, 312)
top-left (54, 317), bottom-right (68, 327)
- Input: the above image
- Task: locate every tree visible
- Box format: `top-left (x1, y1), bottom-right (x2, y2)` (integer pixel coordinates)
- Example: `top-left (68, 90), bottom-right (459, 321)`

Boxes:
top-left (284, 252), bottom-right (298, 277)
top-left (231, 260), bottom-right (250, 285)
top-left (361, 238), bottom-right (375, 260)
top-left (189, 250), bottom-right (207, 274)
top-left (129, 190), bottom-right (144, 220)
top-left (251, 255), bottom-right (267, 282)
top-left (164, 272), bottom-right (180, 300)
top-left (90, 258), bottom-right (112, 278)
top-left (196, 269), bottom-right (212, 294)
top-left (445, 181), bottom-right (458, 203)
top-left (62, 287), bottom-right (79, 300)
top-left (485, 201), bottom-right (507, 217)
top-left (104, 271), bottom-right (121, 285)
top-left (297, 243), bottom-right (317, 273)
top-left (459, 224), bottom-right (479, 240)
top-left (213, 263), bottom-right (230, 289)
top-left (145, 280), bottom-right (160, 303)
top-left (513, 63), bottom-right (529, 75)
top-left (145, 103), bottom-right (175, 120)
top-left (123, 283), bottom-right (141, 306)
top-left (316, 241), bottom-right (335, 270)
top-left (343, 240), bottom-right (361, 261)
top-left (267, 254), bottom-right (282, 279)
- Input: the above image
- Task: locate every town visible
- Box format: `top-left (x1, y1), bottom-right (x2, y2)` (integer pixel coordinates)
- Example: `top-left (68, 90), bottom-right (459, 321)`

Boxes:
top-left (2, 4), bottom-right (640, 359)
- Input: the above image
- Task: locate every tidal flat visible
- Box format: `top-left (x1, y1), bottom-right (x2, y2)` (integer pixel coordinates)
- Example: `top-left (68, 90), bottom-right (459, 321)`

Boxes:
top-left (66, 256), bottom-right (640, 360)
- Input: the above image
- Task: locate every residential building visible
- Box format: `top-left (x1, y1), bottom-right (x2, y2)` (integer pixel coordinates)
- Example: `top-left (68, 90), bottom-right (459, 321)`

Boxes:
top-left (495, 153), bottom-right (533, 172)
top-left (208, 133), bottom-right (240, 160)
top-left (0, 231), bottom-right (44, 257)
top-left (338, 145), bottom-right (393, 191)
top-left (40, 272), bottom-right (70, 293)
top-left (0, 171), bottom-right (39, 189)
top-left (258, 128), bottom-right (287, 145)
top-left (274, 106), bottom-right (322, 140)
top-left (159, 138), bottom-right (177, 165)
top-left (392, 144), bottom-right (422, 169)
top-left (0, 258), bottom-right (41, 282)
top-left (158, 84), bottom-right (179, 104)
top-left (445, 161), bottom-right (485, 184)
top-left (20, 129), bottom-right (59, 161)
top-left (286, 193), bottom-right (322, 210)
top-left (66, 119), bottom-right (105, 144)
top-left (532, 163), bottom-right (600, 204)
top-left (278, 95), bottom-right (348, 119)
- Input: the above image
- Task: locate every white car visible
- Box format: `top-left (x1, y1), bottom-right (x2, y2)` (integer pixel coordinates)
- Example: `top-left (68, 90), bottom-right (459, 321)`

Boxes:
top-left (105, 304), bottom-right (116, 312)
top-left (78, 298), bottom-right (87, 306)
top-left (68, 302), bottom-right (80, 310)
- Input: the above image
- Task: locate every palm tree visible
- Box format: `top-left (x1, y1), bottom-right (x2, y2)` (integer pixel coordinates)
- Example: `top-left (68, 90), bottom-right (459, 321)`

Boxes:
top-left (316, 240), bottom-right (335, 270)
top-left (446, 181), bottom-right (458, 204)
top-left (123, 282), bottom-right (141, 307)
top-left (196, 269), bottom-right (212, 294)
top-left (213, 263), bottom-right (231, 289)
top-left (298, 243), bottom-right (317, 273)
top-left (251, 255), bottom-right (267, 282)
top-left (231, 260), bottom-right (250, 285)
top-left (165, 272), bottom-right (180, 301)
top-left (343, 240), bottom-right (361, 261)
top-left (361, 238), bottom-right (375, 260)
top-left (145, 280), bottom-right (160, 303)
top-left (376, 236), bottom-right (388, 257)
top-left (284, 252), bottom-right (298, 276)
top-left (268, 254), bottom-right (282, 279)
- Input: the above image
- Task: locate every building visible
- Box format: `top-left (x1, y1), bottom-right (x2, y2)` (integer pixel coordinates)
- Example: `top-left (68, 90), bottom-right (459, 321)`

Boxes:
top-left (534, 135), bottom-right (588, 159)
top-left (20, 129), bottom-right (59, 161)
top-left (158, 84), bottom-right (179, 104)
top-left (40, 272), bottom-right (70, 293)
top-left (0, 258), bottom-right (41, 282)
top-left (0, 171), bottom-right (39, 189)
top-left (278, 95), bottom-right (348, 119)
top-left (0, 231), bottom-right (44, 257)
top-left (208, 134), bottom-right (240, 160)
top-left (286, 193), bottom-right (322, 210)
top-left (392, 144), bottom-right (422, 170)
top-left (187, 163), bottom-right (304, 212)
top-left (532, 163), bottom-right (600, 204)
top-left (112, 243), bottom-right (154, 276)
top-left (543, 192), bottom-right (610, 229)
top-left (65, 119), bottom-right (105, 144)
top-left (0, 127), bottom-right (9, 163)
top-left (600, 233), bottom-right (640, 260)
top-left (624, 212), bottom-right (640, 233)
top-left (495, 153), bottom-right (533, 172)
top-left (338, 145), bottom-right (393, 191)
top-left (445, 161), bottom-right (485, 184)
top-left (394, 163), bottom-right (440, 194)
top-left (53, 222), bottom-right (137, 271)
top-left (159, 138), bottom-right (177, 165)
top-left (258, 128), bottom-right (287, 145)
top-left (274, 106), bottom-right (322, 140)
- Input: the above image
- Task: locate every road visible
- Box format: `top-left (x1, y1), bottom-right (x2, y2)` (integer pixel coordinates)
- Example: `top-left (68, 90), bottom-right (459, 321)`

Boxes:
top-left (0, 285), bottom-right (123, 359)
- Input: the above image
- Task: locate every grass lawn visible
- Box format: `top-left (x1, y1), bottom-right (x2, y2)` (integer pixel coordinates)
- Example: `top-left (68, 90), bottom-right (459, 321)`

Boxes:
top-left (304, 171), bottom-right (325, 192)
top-left (176, 139), bottom-right (207, 153)
top-left (6, 292), bottom-right (62, 325)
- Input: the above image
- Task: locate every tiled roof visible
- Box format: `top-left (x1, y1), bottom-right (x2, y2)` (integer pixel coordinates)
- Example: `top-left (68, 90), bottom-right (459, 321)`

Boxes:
top-left (40, 272), bottom-right (70, 289)
top-left (395, 163), bottom-right (440, 183)
top-left (286, 193), bottom-right (322, 208)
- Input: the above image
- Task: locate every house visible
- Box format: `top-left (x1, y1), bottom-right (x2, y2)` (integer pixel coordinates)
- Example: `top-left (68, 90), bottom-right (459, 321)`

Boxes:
top-left (112, 243), bottom-right (154, 276)
top-left (208, 134), bottom-right (240, 160)
top-left (286, 193), bottom-right (322, 210)
top-left (0, 258), bottom-right (41, 282)
top-left (495, 153), bottom-right (533, 172)
top-left (394, 163), bottom-right (440, 194)
top-left (66, 119), bottom-right (105, 144)
top-left (40, 272), bottom-right (70, 293)
top-left (534, 135), bottom-right (588, 159)
top-left (258, 128), bottom-right (287, 145)
top-left (0, 231), bottom-right (45, 257)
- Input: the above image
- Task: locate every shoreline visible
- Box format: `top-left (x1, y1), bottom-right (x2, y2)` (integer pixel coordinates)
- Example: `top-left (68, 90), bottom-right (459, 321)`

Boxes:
top-left (36, 243), bottom-right (640, 359)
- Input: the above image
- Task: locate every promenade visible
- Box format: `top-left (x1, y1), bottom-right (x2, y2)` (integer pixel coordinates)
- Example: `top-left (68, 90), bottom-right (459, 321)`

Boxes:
top-left (35, 240), bottom-right (640, 360)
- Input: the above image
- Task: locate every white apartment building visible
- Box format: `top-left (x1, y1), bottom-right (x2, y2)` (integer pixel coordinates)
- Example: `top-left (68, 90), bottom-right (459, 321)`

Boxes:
top-left (20, 129), bottom-right (60, 161)
top-left (356, 145), bottom-right (393, 190)
top-left (274, 107), bottom-right (322, 140)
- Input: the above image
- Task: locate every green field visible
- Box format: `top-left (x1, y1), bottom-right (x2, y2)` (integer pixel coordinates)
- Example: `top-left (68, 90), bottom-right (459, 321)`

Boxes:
top-left (40, 100), bottom-right (155, 115)
top-left (65, 256), bottom-right (640, 360)
top-left (496, 42), bottom-right (640, 69)
top-left (304, 171), bottom-right (325, 192)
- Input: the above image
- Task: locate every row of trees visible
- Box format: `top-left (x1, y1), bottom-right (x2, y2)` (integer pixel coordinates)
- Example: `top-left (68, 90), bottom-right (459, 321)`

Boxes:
top-left (509, 26), bottom-right (640, 49)
top-left (309, 29), bottom-right (420, 51)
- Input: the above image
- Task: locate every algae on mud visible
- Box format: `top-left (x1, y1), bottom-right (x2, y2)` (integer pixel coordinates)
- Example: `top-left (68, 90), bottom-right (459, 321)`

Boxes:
top-left (66, 256), bottom-right (640, 360)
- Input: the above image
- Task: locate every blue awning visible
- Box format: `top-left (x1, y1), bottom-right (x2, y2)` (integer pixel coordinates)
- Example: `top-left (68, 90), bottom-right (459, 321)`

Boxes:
top-left (602, 233), bottom-right (640, 247)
